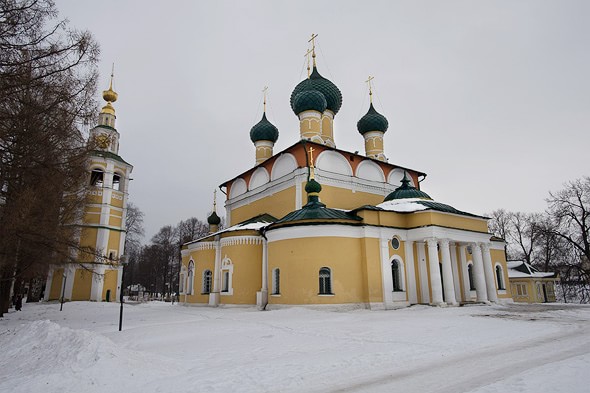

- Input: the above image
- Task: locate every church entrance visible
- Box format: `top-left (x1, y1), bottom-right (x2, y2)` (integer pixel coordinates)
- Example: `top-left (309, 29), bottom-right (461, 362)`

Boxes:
top-left (106, 289), bottom-right (111, 302)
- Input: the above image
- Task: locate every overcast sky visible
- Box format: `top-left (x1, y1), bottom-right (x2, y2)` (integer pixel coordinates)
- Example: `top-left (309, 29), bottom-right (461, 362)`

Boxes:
top-left (55, 0), bottom-right (590, 241)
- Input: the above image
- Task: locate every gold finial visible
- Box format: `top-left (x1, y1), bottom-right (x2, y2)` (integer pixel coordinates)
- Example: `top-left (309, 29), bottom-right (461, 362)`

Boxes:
top-left (213, 189), bottom-right (217, 211)
top-left (102, 63), bottom-right (118, 104)
top-left (365, 75), bottom-right (374, 103)
top-left (304, 48), bottom-right (313, 78)
top-left (262, 86), bottom-right (268, 113)
top-left (308, 33), bottom-right (318, 67)
top-left (308, 146), bottom-right (316, 180)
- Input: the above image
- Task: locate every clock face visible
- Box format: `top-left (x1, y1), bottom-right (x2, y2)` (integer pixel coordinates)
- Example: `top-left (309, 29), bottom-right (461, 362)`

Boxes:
top-left (95, 133), bottom-right (110, 149)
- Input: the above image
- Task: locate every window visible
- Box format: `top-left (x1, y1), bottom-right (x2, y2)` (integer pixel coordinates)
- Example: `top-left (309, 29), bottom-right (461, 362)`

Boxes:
top-left (391, 237), bottom-right (400, 250)
top-left (272, 268), bottom-right (280, 295)
top-left (467, 264), bottom-right (475, 290)
top-left (391, 259), bottom-right (402, 291)
top-left (90, 169), bottom-right (104, 187)
top-left (113, 173), bottom-right (122, 191)
top-left (187, 261), bottom-right (194, 295)
top-left (319, 267), bottom-right (332, 295)
top-left (222, 271), bottom-right (230, 292)
top-left (202, 270), bottom-right (212, 294)
top-left (495, 265), bottom-right (505, 290)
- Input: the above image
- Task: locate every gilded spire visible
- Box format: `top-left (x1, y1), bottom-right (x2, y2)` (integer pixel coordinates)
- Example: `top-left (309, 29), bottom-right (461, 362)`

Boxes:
top-left (308, 146), bottom-right (316, 180)
top-left (262, 86), bottom-right (268, 113)
top-left (304, 48), bottom-right (313, 78)
top-left (365, 75), bottom-right (374, 103)
top-left (308, 33), bottom-right (318, 68)
top-left (213, 189), bottom-right (217, 211)
top-left (101, 64), bottom-right (118, 115)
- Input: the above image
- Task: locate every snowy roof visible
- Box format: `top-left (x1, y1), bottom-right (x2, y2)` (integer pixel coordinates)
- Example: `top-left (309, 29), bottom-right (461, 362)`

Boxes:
top-left (507, 260), bottom-right (558, 279)
top-left (373, 197), bottom-right (485, 218)
top-left (183, 214), bottom-right (276, 245)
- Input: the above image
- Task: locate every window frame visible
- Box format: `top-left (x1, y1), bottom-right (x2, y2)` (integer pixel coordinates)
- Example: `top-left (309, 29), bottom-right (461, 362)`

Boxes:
top-left (318, 267), bottom-right (333, 295)
top-left (272, 268), bottom-right (280, 295)
top-left (202, 269), bottom-right (212, 294)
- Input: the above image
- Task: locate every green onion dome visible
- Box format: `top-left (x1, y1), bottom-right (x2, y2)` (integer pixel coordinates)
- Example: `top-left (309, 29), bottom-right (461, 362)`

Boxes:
top-left (384, 173), bottom-right (431, 202)
top-left (292, 90), bottom-right (327, 115)
top-left (357, 103), bottom-right (389, 134)
top-left (207, 211), bottom-right (221, 225)
top-left (305, 178), bottom-right (322, 194)
top-left (250, 113), bottom-right (279, 143)
top-left (290, 66), bottom-right (343, 115)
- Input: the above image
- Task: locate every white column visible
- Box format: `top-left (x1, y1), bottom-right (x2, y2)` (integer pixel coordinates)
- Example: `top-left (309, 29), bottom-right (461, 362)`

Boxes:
top-left (439, 239), bottom-right (457, 305)
top-left (44, 267), bottom-right (54, 302)
top-left (115, 265), bottom-right (123, 301)
top-left (404, 240), bottom-right (418, 304)
top-left (209, 236), bottom-right (221, 306)
top-left (90, 266), bottom-right (105, 301)
top-left (426, 238), bottom-right (444, 305)
top-left (63, 264), bottom-right (75, 300)
top-left (416, 242), bottom-right (429, 303)
top-left (472, 243), bottom-right (488, 302)
top-left (481, 243), bottom-right (498, 302)
top-left (459, 245), bottom-right (471, 301)
top-left (450, 242), bottom-right (462, 302)
top-left (258, 238), bottom-right (269, 310)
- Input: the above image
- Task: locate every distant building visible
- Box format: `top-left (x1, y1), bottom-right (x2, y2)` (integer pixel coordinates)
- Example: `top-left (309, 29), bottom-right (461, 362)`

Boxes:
top-left (179, 38), bottom-right (512, 310)
top-left (44, 74), bottom-right (132, 303)
top-left (507, 261), bottom-right (559, 303)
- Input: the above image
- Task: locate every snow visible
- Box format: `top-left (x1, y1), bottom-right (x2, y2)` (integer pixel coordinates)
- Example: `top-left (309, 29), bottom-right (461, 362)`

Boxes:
top-left (377, 198), bottom-right (429, 212)
top-left (1, 302), bottom-right (590, 392)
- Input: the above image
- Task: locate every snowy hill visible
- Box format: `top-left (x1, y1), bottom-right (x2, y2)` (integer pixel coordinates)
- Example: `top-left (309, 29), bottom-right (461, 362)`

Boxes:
top-left (1, 302), bottom-right (589, 392)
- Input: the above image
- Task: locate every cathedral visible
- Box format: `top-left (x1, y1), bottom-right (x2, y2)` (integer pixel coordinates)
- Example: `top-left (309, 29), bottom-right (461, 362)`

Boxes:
top-left (180, 38), bottom-right (512, 310)
top-left (43, 75), bottom-right (132, 303)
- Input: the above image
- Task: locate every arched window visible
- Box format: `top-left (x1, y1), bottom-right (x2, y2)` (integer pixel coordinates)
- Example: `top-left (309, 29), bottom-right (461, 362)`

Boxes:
top-left (468, 264), bottom-right (475, 290)
top-left (112, 173), bottom-right (122, 191)
top-left (187, 261), bottom-right (194, 295)
top-left (202, 270), bottom-right (212, 294)
top-left (272, 268), bottom-right (280, 295)
top-left (90, 169), bottom-right (104, 187)
top-left (222, 271), bottom-right (230, 292)
top-left (319, 267), bottom-right (332, 295)
top-left (391, 259), bottom-right (403, 291)
top-left (495, 265), bottom-right (505, 290)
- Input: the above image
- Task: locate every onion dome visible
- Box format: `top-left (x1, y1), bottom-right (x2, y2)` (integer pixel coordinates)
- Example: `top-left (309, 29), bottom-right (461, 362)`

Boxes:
top-left (292, 90), bottom-right (327, 115)
top-left (357, 103), bottom-right (389, 134)
top-left (384, 172), bottom-right (431, 202)
top-left (249, 113), bottom-right (279, 143)
top-left (207, 210), bottom-right (221, 225)
top-left (305, 178), bottom-right (322, 194)
top-left (290, 66), bottom-right (342, 115)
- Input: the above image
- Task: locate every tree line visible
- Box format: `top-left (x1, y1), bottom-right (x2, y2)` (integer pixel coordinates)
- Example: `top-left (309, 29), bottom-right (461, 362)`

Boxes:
top-left (122, 204), bottom-right (214, 300)
top-left (488, 177), bottom-right (590, 303)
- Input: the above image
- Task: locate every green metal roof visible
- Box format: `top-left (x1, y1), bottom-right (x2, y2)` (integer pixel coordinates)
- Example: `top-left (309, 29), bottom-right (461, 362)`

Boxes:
top-left (91, 150), bottom-right (131, 166)
top-left (250, 113), bottom-right (279, 143)
top-left (357, 103), bottom-right (389, 134)
top-left (384, 172), bottom-right (431, 201)
top-left (273, 195), bottom-right (361, 224)
top-left (290, 66), bottom-right (343, 115)
top-left (292, 89), bottom-right (328, 115)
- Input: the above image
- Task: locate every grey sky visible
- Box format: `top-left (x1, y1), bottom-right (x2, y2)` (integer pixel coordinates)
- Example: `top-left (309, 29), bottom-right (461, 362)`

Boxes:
top-left (55, 0), bottom-right (590, 240)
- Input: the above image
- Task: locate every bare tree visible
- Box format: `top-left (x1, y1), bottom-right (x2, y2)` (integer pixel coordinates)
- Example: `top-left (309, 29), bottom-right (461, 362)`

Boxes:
top-left (0, 0), bottom-right (99, 315)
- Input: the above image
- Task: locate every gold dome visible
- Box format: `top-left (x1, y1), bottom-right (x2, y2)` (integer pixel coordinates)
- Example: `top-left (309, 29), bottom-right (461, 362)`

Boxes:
top-left (101, 102), bottom-right (116, 115)
top-left (102, 86), bottom-right (118, 103)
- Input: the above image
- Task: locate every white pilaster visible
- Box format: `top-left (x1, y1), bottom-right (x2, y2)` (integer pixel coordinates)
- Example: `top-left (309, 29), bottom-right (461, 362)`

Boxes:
top-left (459, 245), bottom-right (471, 301)
top-left (472, 243), bottom-right (488, 302)
top-left (416, 242), bottom-right (429, 303)
top-left (63, 264), bottom-right (75, 300)
top-left (258, 238), bottom-right (268, 310)
top-left (209, 236), bottom-right (221, 306)
top-left (481, 243), bottom-right (498, 302)
top-left (43, 267), bottom-right (54, 301)
top-left (426, 238), bottom-right (444, 305)
top-left (90, 266), bottom-right (105, 301)
top-left (450, 242), bottom-right (461, 302)
top-left (439, 239), bottom-right (457, 305)
top-left (404, 240), bottom-right (418, 304)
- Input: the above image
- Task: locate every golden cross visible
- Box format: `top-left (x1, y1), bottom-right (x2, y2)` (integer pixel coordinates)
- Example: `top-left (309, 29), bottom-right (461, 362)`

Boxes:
top-left (365, 75), bottom-right (374, 103)
top-left (308, 146), bottom-right (315, 167)
top-left (308, 33), bottom-right (318, 66)
top-left (304, 48), bottom-right (313, 78)
top-left (109, 63), bottom-right (115, 89)
top-left (262, 86), bottom-right (268, 112)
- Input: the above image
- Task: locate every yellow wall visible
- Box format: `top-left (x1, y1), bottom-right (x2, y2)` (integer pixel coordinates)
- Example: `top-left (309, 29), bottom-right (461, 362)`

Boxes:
top-left (79, 227), bottom-right (98, 262)
top-left (406, 212), bottom-right (488, 233)
top-left (102, 269), bottom-right (119, 301)
top-left (230, 186), bottom-right (296, 225)
top-left (268, 237), bottom-right (366, 305)
top-left (183, 249), bottom-right (216, 304)
top-left (108, 215), bottom-right (123, 227)
top-left (360, 237), bottom-right (383, 304)
top-left (110, 192), bottom-right (124, 208)
top-left (220, 243), bottom-right (262, 305)
top-left (107, 230), bottom-right (121, 255)
top-left (49, 268), bottom-right (64, 300)
top-left (71, 269), bottom-right (92, 300)
top-left (313, 184), bottom-right (386, 212)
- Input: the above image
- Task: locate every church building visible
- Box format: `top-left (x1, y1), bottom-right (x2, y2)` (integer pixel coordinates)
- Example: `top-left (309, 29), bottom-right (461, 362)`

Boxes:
top-left (44, 74), bottom-right (132, 303)
top-left (180, 38), bottom-right (512, 310)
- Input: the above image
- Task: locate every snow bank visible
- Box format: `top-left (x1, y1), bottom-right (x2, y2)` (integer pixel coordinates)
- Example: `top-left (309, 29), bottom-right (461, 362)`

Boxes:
top-left (0, 319), bottom-right (178, 393)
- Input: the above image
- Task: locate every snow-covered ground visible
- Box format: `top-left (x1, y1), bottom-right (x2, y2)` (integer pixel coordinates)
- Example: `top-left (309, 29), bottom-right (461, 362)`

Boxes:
top-left (1, 301), bottom-right (589, 393)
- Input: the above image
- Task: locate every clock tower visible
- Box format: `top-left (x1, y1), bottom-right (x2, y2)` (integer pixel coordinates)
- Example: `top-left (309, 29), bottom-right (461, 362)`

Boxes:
top-left (44, 71), bottom-right (133, 303)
